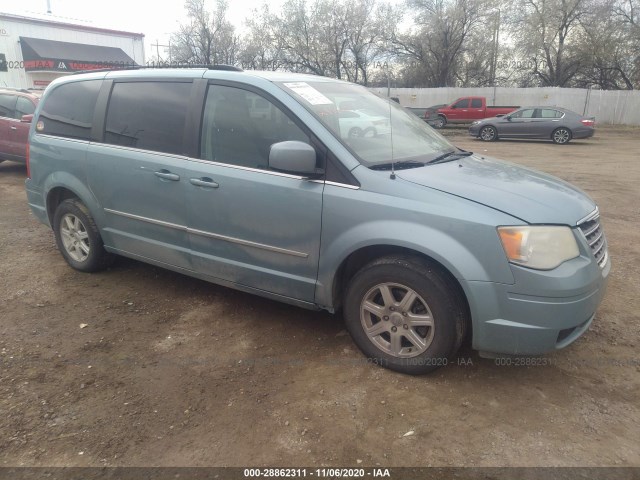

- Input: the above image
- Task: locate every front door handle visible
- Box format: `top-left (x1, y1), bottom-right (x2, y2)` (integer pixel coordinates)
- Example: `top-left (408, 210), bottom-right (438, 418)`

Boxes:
top-left (190, 177), bottom-right (219, 189)
top-left (154, 170), bottom-right (180, 181)
top-left (10, 126), bottom-right (17, 130)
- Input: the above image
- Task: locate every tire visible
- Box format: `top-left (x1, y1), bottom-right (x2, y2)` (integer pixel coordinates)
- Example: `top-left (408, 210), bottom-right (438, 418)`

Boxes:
top-left (432, 116), bottom-right (446, 129)
top-left (552, 127), bottom-right (572, 144)
top-left (343, 255), bottom-right (467, 375)
top-left (363, 127), bottom-right (377, 138)
top-left (479, 125), bottom-right (498, 142)
top-left (348, 127), bottom-right (363, 139)
top-left (53, 198), bottom-right (115, 273)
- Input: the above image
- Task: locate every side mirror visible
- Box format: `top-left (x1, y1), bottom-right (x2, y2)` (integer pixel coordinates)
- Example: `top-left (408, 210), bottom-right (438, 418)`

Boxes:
top-left (269, 141), bottom-right (319, 176)
top-left (21, 114), bottom-right (34, 123)
top-left (505, 115), bottom-right (512, 121)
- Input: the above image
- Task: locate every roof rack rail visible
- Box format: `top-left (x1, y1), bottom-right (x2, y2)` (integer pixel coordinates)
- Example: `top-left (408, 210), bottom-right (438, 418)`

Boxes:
top-left (72, 64), bottom-right (243, 75)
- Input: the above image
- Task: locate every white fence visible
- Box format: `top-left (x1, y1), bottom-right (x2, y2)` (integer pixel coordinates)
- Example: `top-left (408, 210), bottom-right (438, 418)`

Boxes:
top-left (369, 86), bottom-right (640, 125)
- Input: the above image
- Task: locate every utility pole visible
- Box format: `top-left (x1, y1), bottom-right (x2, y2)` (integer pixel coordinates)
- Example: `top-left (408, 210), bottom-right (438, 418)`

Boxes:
top-left (489, 8), bottom-right (501, 86)
top-left (151, 39), bottom-right (173, 63)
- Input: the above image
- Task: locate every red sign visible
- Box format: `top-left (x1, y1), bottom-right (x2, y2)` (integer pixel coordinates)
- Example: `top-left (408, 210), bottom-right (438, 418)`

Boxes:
top-left (33, 80), bottom-right (51, 86)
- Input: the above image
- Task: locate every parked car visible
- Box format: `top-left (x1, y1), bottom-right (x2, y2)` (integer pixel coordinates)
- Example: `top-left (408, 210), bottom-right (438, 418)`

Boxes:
top-left (426, 97), bottom-right (519, 128)
top-left (338, 108), bottom-right (391, 138)
top-left (0, 88), bottom-right (40, 165)
top-left (408, 105), bottom-right (445, 127)
top-left (26, 68), bottom-right (609, 374)
top-left (469, 107), bottom-right (596, 144)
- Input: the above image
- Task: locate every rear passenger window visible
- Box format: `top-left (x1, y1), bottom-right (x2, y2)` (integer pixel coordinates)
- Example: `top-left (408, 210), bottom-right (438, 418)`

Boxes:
top-left (39, 80), bottom-right (100, 140)
top-left (105, 82), bottom-right (190, 155)
top-left (200, 85), bottom-right (310, 169)
top-left (470, 99), bottom-right (482, 108)
top-left (539, 109), bottom-right (563, 118)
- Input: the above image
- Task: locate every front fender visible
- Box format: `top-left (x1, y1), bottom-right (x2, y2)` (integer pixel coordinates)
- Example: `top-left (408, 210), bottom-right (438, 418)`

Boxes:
top-left (315, 219), bottom-right (514, 309)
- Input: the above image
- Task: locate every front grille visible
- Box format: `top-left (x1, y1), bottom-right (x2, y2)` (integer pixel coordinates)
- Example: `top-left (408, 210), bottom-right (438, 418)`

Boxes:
top-left (577, 209), bottom-right (608, 268)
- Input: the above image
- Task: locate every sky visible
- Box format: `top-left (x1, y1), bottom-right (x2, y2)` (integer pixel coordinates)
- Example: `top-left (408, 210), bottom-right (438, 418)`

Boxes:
top-left (3, 0), bottom-right (289, 61)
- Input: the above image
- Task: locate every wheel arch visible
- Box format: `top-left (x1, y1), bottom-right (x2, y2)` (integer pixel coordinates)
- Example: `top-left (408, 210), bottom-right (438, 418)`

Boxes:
top-left (479, 123), bottom-right (498, 138)
top-left (329, 244), bottom-right (472, 344)
top-left (551, 126), bottom-right (573, 143)
top-left (44, 174), bottom-right (102, 227)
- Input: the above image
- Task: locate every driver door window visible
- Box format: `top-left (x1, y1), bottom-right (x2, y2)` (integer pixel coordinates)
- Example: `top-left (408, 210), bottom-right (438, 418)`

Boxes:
top-left (200, 85), bottom-right (310, 170)
top-left (511, 109), bottom-right (535, 119)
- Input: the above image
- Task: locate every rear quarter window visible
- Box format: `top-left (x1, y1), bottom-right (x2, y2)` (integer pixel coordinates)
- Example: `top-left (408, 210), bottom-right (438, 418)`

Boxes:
top-left (38, 80), bottom-right (101, 140)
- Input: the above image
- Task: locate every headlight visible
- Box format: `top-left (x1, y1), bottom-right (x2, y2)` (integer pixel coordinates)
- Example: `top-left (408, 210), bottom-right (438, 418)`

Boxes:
top-left (498, 226), bottom-right (579, 270)
top-left (471, 121), bottom-right (480, 126)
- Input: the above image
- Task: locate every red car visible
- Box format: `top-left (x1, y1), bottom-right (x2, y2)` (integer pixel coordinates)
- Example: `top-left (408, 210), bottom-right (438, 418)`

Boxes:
top-left (425, 96), bottom-right (519, 128)
top-left (0, 88), bottom-right (40, 165)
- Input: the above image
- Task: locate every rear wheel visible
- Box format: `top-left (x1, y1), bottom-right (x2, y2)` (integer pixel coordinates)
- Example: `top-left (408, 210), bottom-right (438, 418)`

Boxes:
top-left (479, 126), bottom-right (498, 141)
top-left (53, 199), bottom-right (115, 272)
top-left (552, 127), bottom-right (572, 144)
top-left (343, 255), bottom-right (466, 375)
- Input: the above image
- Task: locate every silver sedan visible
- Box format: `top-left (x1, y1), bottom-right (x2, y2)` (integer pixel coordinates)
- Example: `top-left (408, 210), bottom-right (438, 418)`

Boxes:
top-left (469, 107), bottom-right (595, 144)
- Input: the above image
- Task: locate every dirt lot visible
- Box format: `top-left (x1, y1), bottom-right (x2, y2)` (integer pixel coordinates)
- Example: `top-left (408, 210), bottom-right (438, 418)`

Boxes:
top-left (1, 126), bottom-right (639, 468)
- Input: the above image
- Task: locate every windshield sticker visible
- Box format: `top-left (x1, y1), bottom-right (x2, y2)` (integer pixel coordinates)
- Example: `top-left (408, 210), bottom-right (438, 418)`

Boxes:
top-left (284, 82), bottom-right (333, 105)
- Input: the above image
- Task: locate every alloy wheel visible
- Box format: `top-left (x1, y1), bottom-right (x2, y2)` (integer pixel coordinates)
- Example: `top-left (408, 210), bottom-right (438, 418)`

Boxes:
top-left (360, 282), bottom-right (435, 358)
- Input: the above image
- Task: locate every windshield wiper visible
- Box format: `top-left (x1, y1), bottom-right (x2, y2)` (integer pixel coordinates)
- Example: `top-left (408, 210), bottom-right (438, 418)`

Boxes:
top-left (426, 150), bottom-right (473, 165)
top-left (370, 160), bottom-right (426, 171)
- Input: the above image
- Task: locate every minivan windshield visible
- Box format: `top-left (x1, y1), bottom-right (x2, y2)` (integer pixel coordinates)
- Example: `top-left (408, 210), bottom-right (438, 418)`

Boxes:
top-left (277, 81), bottom-right (455, 167)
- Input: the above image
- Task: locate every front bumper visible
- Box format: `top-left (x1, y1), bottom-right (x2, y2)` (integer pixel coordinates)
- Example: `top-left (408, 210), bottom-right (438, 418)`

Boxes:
top-left (468, 125), bottom-right (481, 137)
top-left (463, 248), bottom-right (610, 355)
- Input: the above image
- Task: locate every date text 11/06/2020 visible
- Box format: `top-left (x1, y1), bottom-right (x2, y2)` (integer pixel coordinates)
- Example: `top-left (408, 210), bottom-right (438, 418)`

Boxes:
top-left (244, 468), bottom-right (390, 477)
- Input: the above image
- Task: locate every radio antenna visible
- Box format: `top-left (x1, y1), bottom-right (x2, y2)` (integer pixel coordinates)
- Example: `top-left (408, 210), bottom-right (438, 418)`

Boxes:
top-left (389, 97), bottom-right (395, 180)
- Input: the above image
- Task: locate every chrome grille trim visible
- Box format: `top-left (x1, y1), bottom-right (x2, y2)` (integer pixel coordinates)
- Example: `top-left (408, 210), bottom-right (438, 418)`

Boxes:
top-left (583, 222), bottom-right (600, 237)
top-left (577, 209), bottom-right (608, 268)
top-left (576, 207), bottom-right (599, 225)
top-left (588, 230), bottom-right (603, 247)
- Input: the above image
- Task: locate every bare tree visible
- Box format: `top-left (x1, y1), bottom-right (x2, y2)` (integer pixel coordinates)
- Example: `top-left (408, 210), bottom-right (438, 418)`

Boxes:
top-left (239, 4), bottom-right (287, 71)
top-left (170, 0), bottom-right (239, 66)
top-left (342, 0), bottom-right (396, 84)
top-left (391, 0), bottom-right (491, 87)
top-left (510, 0), bottom-right (590, 86)
top-left (575, 0), bottom-right (636, 89)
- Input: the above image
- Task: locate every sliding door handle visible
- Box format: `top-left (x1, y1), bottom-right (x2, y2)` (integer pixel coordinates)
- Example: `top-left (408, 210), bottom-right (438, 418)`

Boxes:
top-left (190, 177), bottom-right (219, 189)
top-left (154, 170), bottom-right (180, 181)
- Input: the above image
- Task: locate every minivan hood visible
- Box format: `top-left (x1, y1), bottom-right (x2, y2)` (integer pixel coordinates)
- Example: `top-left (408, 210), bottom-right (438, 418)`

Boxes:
top-left (397, 155), bottom-right (595, 225)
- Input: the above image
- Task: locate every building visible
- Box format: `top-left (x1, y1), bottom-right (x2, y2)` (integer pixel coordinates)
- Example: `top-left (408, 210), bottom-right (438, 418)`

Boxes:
top-left (0, 12), bottom-right (145, 90)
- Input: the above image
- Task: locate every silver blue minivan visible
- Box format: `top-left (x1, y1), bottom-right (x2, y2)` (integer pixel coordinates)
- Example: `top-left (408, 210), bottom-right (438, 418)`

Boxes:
top-left (25, 67), bottom-right (610, 374)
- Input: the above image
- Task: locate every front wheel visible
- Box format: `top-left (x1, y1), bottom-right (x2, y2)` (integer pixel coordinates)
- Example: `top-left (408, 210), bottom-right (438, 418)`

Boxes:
top-left (552, 128), bottom-right (572, 144)
top-left (343, 255), bottom-right (466, 375)
top-left (348, 127), bottom-right (363, 139)
top-left (362, 127), bottom-right (377, 138)
top-left (53, 199), bottom-right (115, 272)
top-left (432, 116), bottom-right (446, 129)
top-left (479, 126), bottom-right (498, 141)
